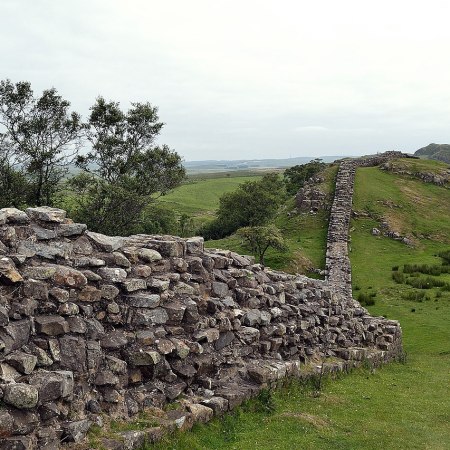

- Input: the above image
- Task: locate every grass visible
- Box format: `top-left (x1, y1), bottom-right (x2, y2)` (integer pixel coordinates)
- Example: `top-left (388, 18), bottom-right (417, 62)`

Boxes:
top-left (205, 164), bottom-right (338, 275)
top-left (146, 161), bottom-right (450, 450)
top-left (159, 175), bottom-right (262, 223)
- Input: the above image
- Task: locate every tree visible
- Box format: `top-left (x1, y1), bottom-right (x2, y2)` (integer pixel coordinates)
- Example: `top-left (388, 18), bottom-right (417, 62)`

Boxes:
top-left (71, 97), bottom-right (185, 235)
top-left (0, 79), bottom-right (83, 206)
top-left (237, 225), bottom-right (287, 265)
top-left (283, 159), bottom-right (326, 195)
top-left (201, 173), bottom-right (286, 239)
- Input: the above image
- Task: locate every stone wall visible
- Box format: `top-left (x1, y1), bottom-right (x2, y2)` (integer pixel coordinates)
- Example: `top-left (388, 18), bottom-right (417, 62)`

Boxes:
top-left (325, 151), bottom-right (412, 298)
top-left (0, 162), bottom-right (404, 449)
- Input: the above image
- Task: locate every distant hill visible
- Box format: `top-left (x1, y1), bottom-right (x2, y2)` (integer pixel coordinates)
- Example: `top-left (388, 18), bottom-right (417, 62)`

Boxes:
top-left (415, 143), bottom-right (450, 164)
top-left (184, 155), bottom-right (344, 174)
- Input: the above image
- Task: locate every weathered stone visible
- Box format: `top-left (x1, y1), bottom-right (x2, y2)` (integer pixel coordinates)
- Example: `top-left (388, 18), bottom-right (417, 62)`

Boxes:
top-left (127, 293), bottom-right (160, 308)
top-left (131, 308), bottom-right (169, 326)
top-left (129, 350), bottom-right (161, 366)
top-left (0, 257), bottom-right (23, 283)
top-left (35, 315), bottom-right (69, 335)
top-left (0, 207), bottom-right (30, 223)
top-left (187, 403), bottom-right (214, 423)
top-left (137, 247), bottom-right (162, 262)
top-left (31, 225), bottom-right (57, 240)
top-left (122, 278), bottom-right (147, 292)
top-left (164, 301), bottom-right (186, 324)
top-left (73, 256), bottom-right (105, 267)
top-left (194, 328), bottom-right (220, 343)
top-left (101, 331), bottom-right (129, 349)
top-left (243, 310), bottom-right (262, 327)
top-left (29, 370), bottom-right (74, 403)
top-left (59, 336), bottom-right (87, 372)
top-left (215, 331), bottom-right (235, 350)
top-left (6, 351), bottom-right (37, 374)
top-left (101, 284), bottom-right (120, 300)
top-left (98, 267), bottom-right (127, 282)
top-left (78, 285), bottom-right (102, 302)
top-left (0, 304), bottom-right (9, 326)
top-left (26, 206), bottom-right (66, 222)
top-left (173, 281), bottom-right (197, 295)
top-left (186, 236), bottom-right (204, 255)
top-left (62, 419), bottom-right (92, 443)
top-left (3, 383), bottom-right (39, 409)
top-left (106, 356), bottom-right (128, 374)
top-left (156, 339), bottom-right (175, 354)
top-left (58, 302), bottom-right (79, 316)
top-left (56, 222), bottom-right (87, 237)
top-left (0, 362), bottom-right (22, 382)
top-left (86, 231), bottom-right (123, 252)
top-left (23, 279), bottom-right (48, 300)
top-left (52, 265), bottom-right (87, 288)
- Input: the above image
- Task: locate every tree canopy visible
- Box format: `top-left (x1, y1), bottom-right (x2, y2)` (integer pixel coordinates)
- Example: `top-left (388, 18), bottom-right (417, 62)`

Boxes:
top-left (202, 173), bottom-right (286, 239)
top-left (283, 159), bottom-right (326, 195)
top-left (0, 79), bottom-right (83, 206)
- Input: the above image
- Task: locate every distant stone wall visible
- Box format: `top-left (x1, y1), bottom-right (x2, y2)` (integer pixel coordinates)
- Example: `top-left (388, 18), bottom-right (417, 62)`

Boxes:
top-left (0, 179), bottom-right (403, 448)
top-left (325, 151), bottom-right (411, 297)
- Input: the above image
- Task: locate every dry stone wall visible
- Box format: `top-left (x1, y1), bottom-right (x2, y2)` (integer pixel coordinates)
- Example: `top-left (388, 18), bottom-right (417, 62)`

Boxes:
top-left (325, 151), bottom-right (412, 297)
top-left (0, 165), bottom-right (403, 449)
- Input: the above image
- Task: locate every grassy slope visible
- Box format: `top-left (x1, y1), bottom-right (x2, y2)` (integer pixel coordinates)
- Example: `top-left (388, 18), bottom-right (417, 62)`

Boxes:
top-left (149, 161), bottom-right (450, 450)
top-left (205, 165), bottom-right (338, 274)
top-left (159, 175), bottom-right (261, 224)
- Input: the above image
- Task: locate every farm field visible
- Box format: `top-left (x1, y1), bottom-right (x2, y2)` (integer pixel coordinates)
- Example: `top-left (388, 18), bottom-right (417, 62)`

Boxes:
top-left (147, 161), bottom-right (450, 450)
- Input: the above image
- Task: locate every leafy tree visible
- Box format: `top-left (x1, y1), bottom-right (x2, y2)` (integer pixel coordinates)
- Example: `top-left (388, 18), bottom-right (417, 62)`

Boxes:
top-left (201, 173), bottom-right (286, 239)
top-left (71, 97), bottom-right (185, 235)
top-left (283, 159), bottom-right (326, 195)
top-left (237, 224), bottom-right (287, 265)
top-left (0, 79), bottom-right (83, 206)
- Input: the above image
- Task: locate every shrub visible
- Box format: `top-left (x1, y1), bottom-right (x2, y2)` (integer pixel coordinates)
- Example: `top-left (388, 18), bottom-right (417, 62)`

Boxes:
top-left (392, 271), bottom-right (405, 284)
top-left (357, 292), bottom-right (376, 306)
top-left (406, 276), bottom-right (446, 289)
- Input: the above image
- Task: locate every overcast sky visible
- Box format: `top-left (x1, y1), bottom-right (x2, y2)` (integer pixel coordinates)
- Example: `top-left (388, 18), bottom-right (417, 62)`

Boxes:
top-left (2, 0), bottom-right (450, 161)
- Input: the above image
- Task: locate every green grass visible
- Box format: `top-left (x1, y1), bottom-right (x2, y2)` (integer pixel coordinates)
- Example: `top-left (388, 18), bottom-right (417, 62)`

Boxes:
top-left (205, 164), bottom-right (338, 275)
top-left (159, 175), bottom-right (262, 222)
top-left (148, 162), bottom-right (450, 450)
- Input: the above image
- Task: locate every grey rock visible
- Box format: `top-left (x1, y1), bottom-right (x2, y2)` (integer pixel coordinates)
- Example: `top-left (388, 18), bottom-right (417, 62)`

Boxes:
top-left (126, 293), bottom-right (160, 308)
top-left (35, 315), bottom-right (69, 335)
top-left (3, 383), bottom-right (39, 409)
top-left (85, 231), bottom-right (123, 252)
top-left (137, 248), bottom-right (162, 262)
top-left (98, 267), bottom-right (127, 282)
top-left (6, 351), bottom-right (37, 374)
top-left (26, 206), bottom-right (66, 222)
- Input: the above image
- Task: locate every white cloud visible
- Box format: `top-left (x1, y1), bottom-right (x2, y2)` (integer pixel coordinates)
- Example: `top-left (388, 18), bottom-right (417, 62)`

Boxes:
top-left (1, 0), bottom-right (450, 159)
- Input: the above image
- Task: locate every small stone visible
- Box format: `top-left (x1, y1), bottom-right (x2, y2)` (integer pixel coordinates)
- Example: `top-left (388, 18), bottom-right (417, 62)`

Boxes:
top-left (56, 223), bottom-right (87, 237)
top-left (35, 315), bottom-right (69, 335)
top-left (58, 302), bottom-right (79, 316)
top-left (129, 350), bottom-right (161, 366)
top-left (6, 351), bottom-right (37, 374)
top-left (26, 206), bottom-right (66, 222)
top-left (23, 279), bottom-right (48, 300)
top-left (3, 383), bottom-right (39, 409)
top-left (156, 339), bottom-right (175, 354)
top-left (107, 302), bottom-right (120, 314)
top-left (98, 267), bottom-right (127, 282)
top-left (122, 278), bottom-right (147, 292)
top-left (85, 231), bottom-right (123, 252)
top-left (138, 248), bottom-right (162, 262)
top-left (187, 403), bottom-right (213, 423)
top-left (0, 207), bottom-right (29, 224)
top-left (0, 257), bottom-right (23, 283)
top-left (101, 284), bottom-right (120, 300)
top-left (126, 293), bottom-right (160, 308)
top-left (53, 265), bottom-right (87, 288)
top-left (78, 286), bottom-right (102, 302)
top-left (62, 419), bottom-right (92, 443)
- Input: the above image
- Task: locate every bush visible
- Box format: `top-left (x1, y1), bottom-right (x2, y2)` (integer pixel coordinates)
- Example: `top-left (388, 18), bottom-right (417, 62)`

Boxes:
top-left (357, 292), bottom-right (376, 306)
top-left (402, 290), bottom-right (428, 301)
top-left (406, 276), bottom-right (446, 289)
top-left (392, 271), bottom-right (405, 284)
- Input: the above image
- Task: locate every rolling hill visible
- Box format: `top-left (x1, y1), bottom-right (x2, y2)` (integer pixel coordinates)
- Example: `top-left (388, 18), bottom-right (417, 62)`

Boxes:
top-left (415, 143), bottom-right (450, 164)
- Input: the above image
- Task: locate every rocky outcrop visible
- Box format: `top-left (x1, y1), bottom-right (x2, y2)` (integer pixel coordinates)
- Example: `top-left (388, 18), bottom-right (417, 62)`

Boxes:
top-left (0, 202), bottom-right (403, 449)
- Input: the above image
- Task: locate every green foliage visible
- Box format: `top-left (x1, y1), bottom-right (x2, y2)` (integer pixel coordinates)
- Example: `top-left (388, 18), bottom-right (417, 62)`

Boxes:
top-left (0, 79), bottom-right (83, 206)
top-left (237, 224), bottom-right (287, 265)
top-left (70, 97), bottom-right (185, 235)
top-left (283, 159), bottom-right (326, 195)
top-left (201, 173), bottom-right (286, 239)
top-left (403, 263), bottom-right (450, 276)
top-left (392, 271), bottom-right (405, 284)
top-left (357, 292), bottom-right (376, 306)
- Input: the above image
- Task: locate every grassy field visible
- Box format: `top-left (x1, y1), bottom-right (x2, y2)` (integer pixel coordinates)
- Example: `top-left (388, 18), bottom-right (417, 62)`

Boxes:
top-left (159, 174), bottom-right (262, 226)
top-left (148, 162), bottom-right (450, 450)
top-left (205, 164), bottom-right (338, 274)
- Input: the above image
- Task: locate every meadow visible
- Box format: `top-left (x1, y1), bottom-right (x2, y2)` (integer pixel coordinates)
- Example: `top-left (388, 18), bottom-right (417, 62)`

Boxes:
top-left (146, 160), bottom-right (450, 449)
